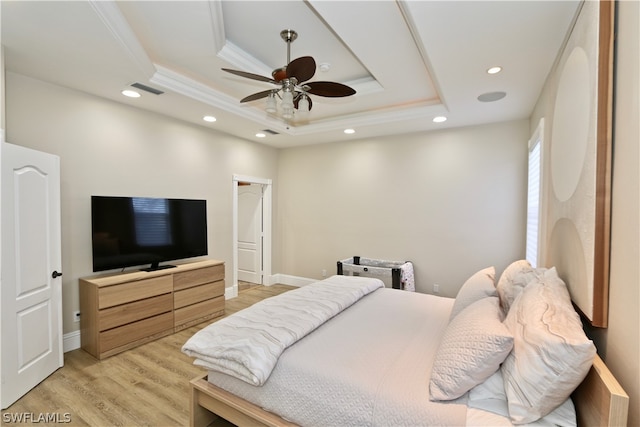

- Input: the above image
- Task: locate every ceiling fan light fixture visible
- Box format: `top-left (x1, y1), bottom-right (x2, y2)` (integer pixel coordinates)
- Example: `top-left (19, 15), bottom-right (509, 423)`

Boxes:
top-left (298, 94), bottom-right (310, 113)
top-left (281, 90), bottom-right (294, 119)
top-left (265, 92), bottom-right (277, 114)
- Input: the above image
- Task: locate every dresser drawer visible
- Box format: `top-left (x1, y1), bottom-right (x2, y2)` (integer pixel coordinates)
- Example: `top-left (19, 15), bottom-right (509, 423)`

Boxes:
top-left (174, 280), bottom-right (225, 309)
top-left (174, 264), bottom-right (224, 291)
top-left (99, 275), bottom-right (172, 309)
top-left (99, 293), bottom-right (173, 331)
top-left (174, 296), bottom-right (224, 327)
top-left (100, 311), bottom-right (174, 352)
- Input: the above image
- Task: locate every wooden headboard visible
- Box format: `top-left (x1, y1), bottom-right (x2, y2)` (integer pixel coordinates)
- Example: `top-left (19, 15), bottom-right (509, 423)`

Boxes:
top-left (573, 354), bottom-right (629, 426)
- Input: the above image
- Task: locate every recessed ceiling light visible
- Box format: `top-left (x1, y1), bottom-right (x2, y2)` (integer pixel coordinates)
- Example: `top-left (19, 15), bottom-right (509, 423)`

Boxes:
top-left (432, 116), bottom-right (447, 123)
top-left (121, 89), bottom-right (141, 98)
top-left (487, 66), bottom-right (502, 74)
top-left (256, 133), bottom-right (266, 138)
top-left (344, 128), bottom-right (355, 134)
top-left (477, 91), bottom-right (507, 102)
top-left (203, 115), bottom-right (217, 122)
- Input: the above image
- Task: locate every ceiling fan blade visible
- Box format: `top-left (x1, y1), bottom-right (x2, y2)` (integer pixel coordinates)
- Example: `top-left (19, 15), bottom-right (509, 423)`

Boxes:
top-left (241, 90), bottom-right (274, 103)
top-left (286, 56), bottom-right (316, 83)
top-left (222, 68), bottom-right (276, 84)
top-left (306, 81), bottom-right (356, 97)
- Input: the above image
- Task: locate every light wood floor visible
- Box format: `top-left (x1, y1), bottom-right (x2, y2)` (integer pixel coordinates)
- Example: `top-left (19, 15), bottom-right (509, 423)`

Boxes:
top-left (1, 284), bottom-right (295, 427)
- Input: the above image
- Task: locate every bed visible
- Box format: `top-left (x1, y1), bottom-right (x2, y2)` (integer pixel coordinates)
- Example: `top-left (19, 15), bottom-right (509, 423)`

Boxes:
top-left (183, 262), bottom-right (629, 427)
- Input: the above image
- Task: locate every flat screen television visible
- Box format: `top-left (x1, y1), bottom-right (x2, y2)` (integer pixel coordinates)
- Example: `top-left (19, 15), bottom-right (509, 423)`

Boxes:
top-left (91, 195), bottom-right (208, 272)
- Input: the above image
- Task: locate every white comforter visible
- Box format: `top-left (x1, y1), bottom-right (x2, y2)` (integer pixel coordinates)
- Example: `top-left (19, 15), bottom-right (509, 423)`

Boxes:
top-left (181, 275), bottom-right (383, 386)
top-left (207, 285), bottom-right (468, 426)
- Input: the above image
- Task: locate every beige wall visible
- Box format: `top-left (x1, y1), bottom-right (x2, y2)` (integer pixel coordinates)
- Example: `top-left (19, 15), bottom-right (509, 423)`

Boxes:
top-left (606, 2), bottom-right (639, 424)
top-left (277, 120), bottom-right (529, 296)
top-left (531, 2), bottom-right (639, 424)
top-left (4, 72), bottom-right (279, 335)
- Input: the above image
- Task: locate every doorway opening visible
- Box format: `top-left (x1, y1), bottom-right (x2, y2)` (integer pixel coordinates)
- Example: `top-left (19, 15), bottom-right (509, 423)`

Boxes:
top-left (232, 174), bottom-right (272, 298)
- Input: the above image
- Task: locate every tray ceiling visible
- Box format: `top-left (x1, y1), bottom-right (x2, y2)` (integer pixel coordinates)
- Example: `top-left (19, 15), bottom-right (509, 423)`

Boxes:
top-left (1, 1), bottom-right (581, 147)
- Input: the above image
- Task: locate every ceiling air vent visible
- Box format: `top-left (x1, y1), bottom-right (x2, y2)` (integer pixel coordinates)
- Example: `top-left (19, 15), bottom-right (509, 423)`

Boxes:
top-left (130, 82), bottom-right (164, 95)
top-left (263, 129), bottom-right (279, 135)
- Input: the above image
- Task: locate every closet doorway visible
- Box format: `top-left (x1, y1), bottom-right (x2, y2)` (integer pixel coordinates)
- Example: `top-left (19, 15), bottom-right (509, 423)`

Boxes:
top-left (232, 174), bottom-right (272, 295)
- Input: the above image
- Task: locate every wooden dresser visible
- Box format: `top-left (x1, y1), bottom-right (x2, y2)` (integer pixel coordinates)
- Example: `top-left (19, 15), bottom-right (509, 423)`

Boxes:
top-left (80, 259), bottom-right (224, 359)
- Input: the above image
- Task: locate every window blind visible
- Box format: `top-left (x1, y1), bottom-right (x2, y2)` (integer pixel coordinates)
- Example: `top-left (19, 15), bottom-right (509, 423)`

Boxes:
top-left (132, 197), bottom-right (172, 246)
top-left (525, 141), bottom-right (541, 267)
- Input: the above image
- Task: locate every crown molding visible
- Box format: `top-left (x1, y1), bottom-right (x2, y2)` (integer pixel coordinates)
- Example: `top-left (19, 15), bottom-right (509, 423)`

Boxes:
top-left (88, 0), bottom-right (156, 78)
top-left (207, 0), bottom-right (226, 54)
top-left (150, 65), bottom-right (293, 133)
top-left (217, 40), bottom-right (274, 78)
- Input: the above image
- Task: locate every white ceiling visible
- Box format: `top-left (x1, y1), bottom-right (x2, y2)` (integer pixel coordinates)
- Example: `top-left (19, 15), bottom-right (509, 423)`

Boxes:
top-left (1, 0), bottom-right (581, 148)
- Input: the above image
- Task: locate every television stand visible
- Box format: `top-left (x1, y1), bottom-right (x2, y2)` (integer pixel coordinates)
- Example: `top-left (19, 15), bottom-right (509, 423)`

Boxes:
top-left (79, 259), bottom-right (225, 359)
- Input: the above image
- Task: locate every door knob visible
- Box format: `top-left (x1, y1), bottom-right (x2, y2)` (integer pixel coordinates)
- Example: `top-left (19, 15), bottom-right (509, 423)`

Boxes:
top-left (52, 271), bottom-right (62, 279)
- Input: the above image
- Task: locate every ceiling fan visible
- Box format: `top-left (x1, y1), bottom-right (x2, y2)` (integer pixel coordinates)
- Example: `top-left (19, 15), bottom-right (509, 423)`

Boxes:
top-left (222, 29), bottom-right (356, 120)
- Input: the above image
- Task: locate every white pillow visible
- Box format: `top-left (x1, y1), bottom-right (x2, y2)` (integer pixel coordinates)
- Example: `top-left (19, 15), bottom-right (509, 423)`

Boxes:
top-left (496, 260), bottom-right (533, 314)
top-left (430, 297), bottom-right (513, 401)
top-left (501, 268), bottom-right (596, 424)
top-left (469, 370), bottom-right (577, 426)
top-left (449, 266), bottom-right (496, 320)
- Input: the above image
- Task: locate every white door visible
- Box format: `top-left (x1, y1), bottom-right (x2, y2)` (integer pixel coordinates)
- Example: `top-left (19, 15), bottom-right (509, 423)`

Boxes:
top-left (237, 184), bottom-right (263, 284)
top-left (1, 142), bottom-right (63, 409)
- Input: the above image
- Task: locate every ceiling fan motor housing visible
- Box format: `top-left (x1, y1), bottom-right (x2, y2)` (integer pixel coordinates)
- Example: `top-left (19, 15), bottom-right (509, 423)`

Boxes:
top-left (272, 67), bottom-right (287, 82)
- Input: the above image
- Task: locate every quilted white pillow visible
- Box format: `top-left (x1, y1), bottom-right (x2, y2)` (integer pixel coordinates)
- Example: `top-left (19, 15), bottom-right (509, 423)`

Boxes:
top-left (430, 297), bottom-right (513, 401)
top-left (501, 268), bottom-right (596, 424)
top-left (449, 266), bottom-right (496, 320)
top-left (496, 259), bottom-right (533, 314)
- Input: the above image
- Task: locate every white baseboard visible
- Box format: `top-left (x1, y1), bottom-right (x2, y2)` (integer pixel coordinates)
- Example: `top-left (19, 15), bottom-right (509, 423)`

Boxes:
top-left (63, 330), bottom-right (81, 353)
top-left (225, 283), bottom-right (238, 299)
top-left (268, 274), bottom-right (316, 287)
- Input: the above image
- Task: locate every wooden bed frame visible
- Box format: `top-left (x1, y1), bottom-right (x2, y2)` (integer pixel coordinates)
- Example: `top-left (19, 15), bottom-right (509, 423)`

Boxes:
top-left (189, 353), bottom-right (628, 427)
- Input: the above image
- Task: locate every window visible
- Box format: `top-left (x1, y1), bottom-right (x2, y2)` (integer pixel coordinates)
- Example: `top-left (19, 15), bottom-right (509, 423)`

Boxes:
top-left (132, 197), bottom-right (172, 246)
top-left (525, 119), bottom-right (544, 267)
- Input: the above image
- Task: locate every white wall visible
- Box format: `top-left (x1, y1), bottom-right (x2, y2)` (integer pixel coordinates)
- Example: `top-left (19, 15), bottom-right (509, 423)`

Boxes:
top-left (4, 72), bottom-right (279, 335)
top-left (276, 120), bottom-right (529, 296)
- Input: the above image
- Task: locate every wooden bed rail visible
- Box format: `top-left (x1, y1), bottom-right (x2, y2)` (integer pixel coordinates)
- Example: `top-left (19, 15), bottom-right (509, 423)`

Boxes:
top-left (190, 373), bottom-right (297, 427)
